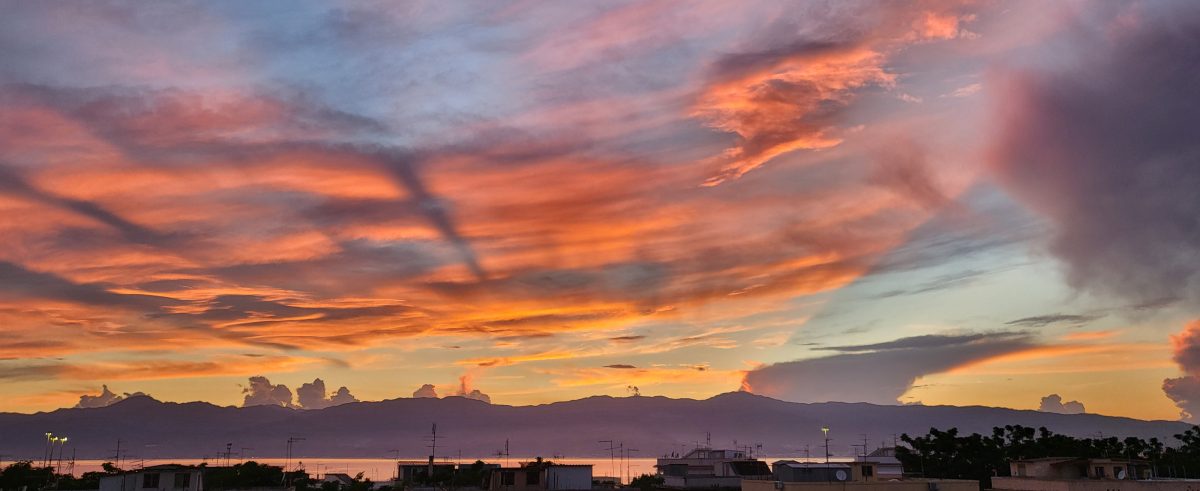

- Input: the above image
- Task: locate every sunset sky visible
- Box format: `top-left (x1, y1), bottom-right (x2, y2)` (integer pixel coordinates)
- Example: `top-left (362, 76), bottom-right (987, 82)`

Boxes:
top-left (2, 1), bottom-right (1198, 421)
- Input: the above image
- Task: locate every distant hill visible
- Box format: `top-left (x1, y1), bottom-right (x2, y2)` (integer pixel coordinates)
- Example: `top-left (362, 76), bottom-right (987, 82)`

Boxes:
top-left (0, 392), bottom-right (1188, 461)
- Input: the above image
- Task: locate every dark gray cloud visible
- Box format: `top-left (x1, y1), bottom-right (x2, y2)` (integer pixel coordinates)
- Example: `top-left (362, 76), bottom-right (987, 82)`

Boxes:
top-left (0, 164), bottom-right (172, 246)
top-left (990, 2), bottom-right (1200, 305)
top-left (428, 260), bottom-right (671, 311)
top-left (185, 294), bottom-right (411, 326)
top-left (604, 364), bottom-right (637, 369)
top-left (743, 332), bottom-right (1033, 404)
top-left (609, 335), bottom-right (646, 343)
top-left (818, 332), bottom-right (1027, 352)
top-left (1006, 314), bottom-right (1101, 328)
top-left (376, 151), bottom-right (487, 281)
top-left (0, 362), bottom-right (65, 381)
top-left (5, 84), bottom-right (480, 289)
top-left (0, 261), bottom-right (179, 310)
top-left (1164, 376), bottom-right (1200, 423)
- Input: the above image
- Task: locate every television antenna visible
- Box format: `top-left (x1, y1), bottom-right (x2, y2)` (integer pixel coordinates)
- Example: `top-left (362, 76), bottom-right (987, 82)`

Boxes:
top-left (599, 440), bottom-right (617, 479)
top-left (494, 439), bottom-right (510, 467)
top-left (284, 436), bottom-right (305, 485)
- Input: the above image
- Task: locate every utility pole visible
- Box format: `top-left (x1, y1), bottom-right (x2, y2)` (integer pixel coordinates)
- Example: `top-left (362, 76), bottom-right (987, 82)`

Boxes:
top-left (240, 448), bottom-right (253, 463)
top-left (620, 445), bottom-right (626, 484)
top-left (427, 423), bottom-right (438, 483)
top-left (625, 448), bottom-right (638, 484)
top-left (114, 439), bottom-right (123, 469)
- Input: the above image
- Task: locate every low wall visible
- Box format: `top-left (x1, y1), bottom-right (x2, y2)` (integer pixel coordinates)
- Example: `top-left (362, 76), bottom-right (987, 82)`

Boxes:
top-left (743, 479), bottom-right (980, 491)
top-left (993, 477), bottom-right (1200, 491)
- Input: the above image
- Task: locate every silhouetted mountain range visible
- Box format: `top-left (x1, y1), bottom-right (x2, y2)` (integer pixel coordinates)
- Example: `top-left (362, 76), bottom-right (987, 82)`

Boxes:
top-left (0, 392), bottom-right (1188, 461)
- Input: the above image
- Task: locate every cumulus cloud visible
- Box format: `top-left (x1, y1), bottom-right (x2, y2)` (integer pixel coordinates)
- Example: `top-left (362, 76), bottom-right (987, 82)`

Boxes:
top-left (741, 332), bottom-right (1032, 404)
top-left (989, 1), bottom-right (1200, 305)
top-left (412, 384), bottom-right (439, 398)
top-left (455, 375), bottom-right (491, 404)
top-left (1164, 321), bottom-right (1200, 422)
top-left (242, 376), bottom-right (295, 408)
top-left (296, 378), bottom-right (358, 409)
top-left (75, 385), bottom-right (151, 408)
top-left (1038, 394), bottom-right (1086, 414)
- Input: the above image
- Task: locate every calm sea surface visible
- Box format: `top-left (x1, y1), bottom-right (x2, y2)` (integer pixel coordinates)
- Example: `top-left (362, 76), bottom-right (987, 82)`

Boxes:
top-left (67, 456), bottom-right (827, 482)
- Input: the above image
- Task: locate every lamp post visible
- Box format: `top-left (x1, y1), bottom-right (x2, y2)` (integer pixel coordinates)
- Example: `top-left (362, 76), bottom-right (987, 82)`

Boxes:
top-left (50, 437), bottom-right (61, 470)
top-left (821, 427), bottom-right (830, 465)
top-left (44, 433), bottom-right (53, 468)
top-left (58, 437), bottom-right (69, 474)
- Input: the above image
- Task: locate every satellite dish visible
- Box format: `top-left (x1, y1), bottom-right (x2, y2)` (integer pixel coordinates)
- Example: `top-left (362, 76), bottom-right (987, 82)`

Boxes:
top-left (835, 470), bottom-right (848, 481)
top-left (1116, 469), bottom-right (1127, 480)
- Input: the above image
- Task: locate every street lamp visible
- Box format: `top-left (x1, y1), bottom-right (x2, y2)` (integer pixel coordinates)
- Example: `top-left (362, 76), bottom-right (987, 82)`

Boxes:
top-left (821, 427), bottom-right (831, 465)
top-left (58, 437), bottom-right (69, 472)
top-left (44, 433), bottom-right (53, 467)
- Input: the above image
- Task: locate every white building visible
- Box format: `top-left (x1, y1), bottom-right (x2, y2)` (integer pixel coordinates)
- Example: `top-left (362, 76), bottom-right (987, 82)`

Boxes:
top-left (655, 448), bottom-right (772, 488)
top-left (99, 465), bottom-right (204, 491)
top-left (487, 463), bottom-right (594, 491)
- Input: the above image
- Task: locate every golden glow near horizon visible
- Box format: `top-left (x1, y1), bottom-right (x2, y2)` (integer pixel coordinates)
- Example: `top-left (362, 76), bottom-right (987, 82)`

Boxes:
top-left (0, 1), bottom-right (1197, 423)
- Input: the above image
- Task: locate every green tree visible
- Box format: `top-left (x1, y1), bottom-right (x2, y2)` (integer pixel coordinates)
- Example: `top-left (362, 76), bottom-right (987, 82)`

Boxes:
top-left (630, 474), bottom-right (664, 491)
top-left (0, 461), bottom-right (54, 491)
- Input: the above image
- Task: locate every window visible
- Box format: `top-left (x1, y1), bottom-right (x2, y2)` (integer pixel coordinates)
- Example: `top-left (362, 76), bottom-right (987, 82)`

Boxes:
top-left (862, 466), bottom-right (874, 477)
top-left (501, 471), bottom-right (515, 486)
top-left (527, 471), bottom-right (541, 485)
top-left (143, 473), bottom-right (161, 488)
top-left (174, 473), bottom-right (190, 488)
top-left (1095, 467), bottom-right (1106, 478)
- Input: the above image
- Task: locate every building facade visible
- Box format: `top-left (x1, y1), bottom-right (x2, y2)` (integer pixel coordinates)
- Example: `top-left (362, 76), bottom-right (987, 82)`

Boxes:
top-left (486, 463), bottom-right (593, 491)
top-left (99, 465), bottom-right (204, 491)
top-left (743, 479), bottom-right (979, 491)
top-left (993, 458), bottom-right (1198, 491)
top-left (656, 448), bottom-right (772, 488)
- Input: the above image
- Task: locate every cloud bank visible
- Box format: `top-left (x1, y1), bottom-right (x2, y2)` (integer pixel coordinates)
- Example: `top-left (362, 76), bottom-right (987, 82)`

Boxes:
top-left (990, 1), bottom-right (1200, 305)
top-left (742, 332), bottom-right (1032, 404)
top-left (242, 376), bottom-right (357, 409)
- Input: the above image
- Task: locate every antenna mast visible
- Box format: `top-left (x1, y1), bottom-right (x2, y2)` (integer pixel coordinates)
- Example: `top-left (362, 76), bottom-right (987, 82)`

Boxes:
top-left (427, 423), bottom-right (438, 481)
